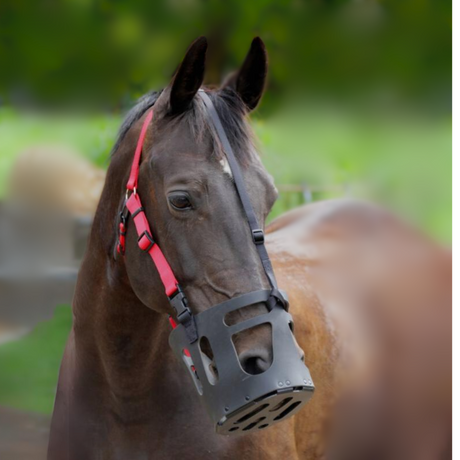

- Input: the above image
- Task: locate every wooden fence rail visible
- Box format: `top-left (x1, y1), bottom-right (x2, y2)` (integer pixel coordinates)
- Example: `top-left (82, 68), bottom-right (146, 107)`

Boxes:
top-left (276, 183), bottom-right (350, 204)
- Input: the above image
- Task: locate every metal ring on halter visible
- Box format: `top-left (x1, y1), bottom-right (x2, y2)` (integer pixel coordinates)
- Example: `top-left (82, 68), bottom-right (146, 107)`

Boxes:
top-left (125, 187), bottom-right (137, 201)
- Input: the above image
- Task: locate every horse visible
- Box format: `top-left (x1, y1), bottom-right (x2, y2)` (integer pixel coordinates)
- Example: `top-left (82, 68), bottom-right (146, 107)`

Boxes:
top-left (48, 36), bottom-right (451, 460)
top-left (266, 200), bottom-right (451, 460)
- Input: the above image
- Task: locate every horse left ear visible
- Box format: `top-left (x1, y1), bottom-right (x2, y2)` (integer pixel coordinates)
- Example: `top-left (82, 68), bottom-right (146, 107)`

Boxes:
top-left (169, 36), bottom-right (208, 114)
top-left (222, 37), bottom-right (268, 112)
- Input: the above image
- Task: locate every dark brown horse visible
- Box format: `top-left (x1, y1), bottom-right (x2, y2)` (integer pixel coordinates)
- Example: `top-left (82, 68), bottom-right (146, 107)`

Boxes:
top-left (48, 36), bottom-right (319, 460)
top-left (48, 37), bottom-right (451, 459)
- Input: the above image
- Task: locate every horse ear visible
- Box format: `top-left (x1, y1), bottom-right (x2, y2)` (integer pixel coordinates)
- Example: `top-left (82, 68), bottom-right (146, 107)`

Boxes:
top-left (222, 37), bottom-right (268, 111)
top-left (169, 36), bottom-right (207, 114)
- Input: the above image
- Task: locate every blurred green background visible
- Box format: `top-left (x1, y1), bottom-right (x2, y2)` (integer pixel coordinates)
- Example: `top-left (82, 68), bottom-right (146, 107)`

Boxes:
top-left (0, 0), bottom-right (452, 417)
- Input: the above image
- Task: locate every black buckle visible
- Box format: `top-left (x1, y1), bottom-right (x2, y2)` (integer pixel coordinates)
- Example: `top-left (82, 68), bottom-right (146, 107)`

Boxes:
top-left (119, 205), bottom-right (129, 225)
top-left (138, 230), bottom-right (155, 252)
top-left (267, 288), bottom-right (289, 311)
top-left (252, 229), bottom-right (265, 245)
top-left (169, 286), bottom-right (192, 325)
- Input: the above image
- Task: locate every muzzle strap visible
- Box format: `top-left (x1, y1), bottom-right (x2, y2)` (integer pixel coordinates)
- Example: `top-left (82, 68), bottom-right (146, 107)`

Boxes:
top-left (198, 90), bottom-right (287, 310)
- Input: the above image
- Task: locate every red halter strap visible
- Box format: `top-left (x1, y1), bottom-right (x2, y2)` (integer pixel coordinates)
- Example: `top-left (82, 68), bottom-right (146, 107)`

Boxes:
top-left (118, 110), bottom-right (179, 298)
top-left (117, 109), bottom-right (197, 343)
top-left (127, 109), bottom-right (154, 192)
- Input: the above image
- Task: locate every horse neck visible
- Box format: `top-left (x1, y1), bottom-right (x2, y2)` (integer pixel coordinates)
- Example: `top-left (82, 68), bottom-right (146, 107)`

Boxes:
top-left (72, 148), bottom-right (171, 399)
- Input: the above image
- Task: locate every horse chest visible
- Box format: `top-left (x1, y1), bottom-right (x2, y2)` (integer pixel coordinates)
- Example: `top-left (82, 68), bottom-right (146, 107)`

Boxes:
top-left (93, 360), bottom-right (300, 460)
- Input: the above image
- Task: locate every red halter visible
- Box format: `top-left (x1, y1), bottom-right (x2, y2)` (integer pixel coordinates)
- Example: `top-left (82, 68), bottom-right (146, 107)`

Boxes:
top-left (117, 110), bottom-right (179, 299)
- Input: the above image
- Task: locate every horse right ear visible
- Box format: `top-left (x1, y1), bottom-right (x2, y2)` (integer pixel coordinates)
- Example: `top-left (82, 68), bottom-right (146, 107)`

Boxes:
top-left (222, 37), bottom-right (268, 112)
top-left (169, 36), bottom-right (207, 115)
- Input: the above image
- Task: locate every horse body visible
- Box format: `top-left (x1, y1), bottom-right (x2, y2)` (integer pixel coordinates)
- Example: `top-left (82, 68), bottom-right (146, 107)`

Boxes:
top-left (267, 200), bottom-right (452, 460)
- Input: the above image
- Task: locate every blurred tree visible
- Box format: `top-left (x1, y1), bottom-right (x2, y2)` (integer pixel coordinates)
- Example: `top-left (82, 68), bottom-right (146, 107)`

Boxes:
top-left (0, 0), bottom-right (451, 113)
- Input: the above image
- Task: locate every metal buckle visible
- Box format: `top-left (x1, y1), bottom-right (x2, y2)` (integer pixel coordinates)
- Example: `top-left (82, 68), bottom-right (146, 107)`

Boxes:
top-left (125, 187), bottom-right (137, 201)
top-left (252, 229), bottom-right (265, 245)
top-left (138, 230), bottom-right (155, 252)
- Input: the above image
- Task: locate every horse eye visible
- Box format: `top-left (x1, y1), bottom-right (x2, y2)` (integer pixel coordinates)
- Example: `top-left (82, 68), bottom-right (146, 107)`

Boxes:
top-left (168, 193), bottom-right (192, 211)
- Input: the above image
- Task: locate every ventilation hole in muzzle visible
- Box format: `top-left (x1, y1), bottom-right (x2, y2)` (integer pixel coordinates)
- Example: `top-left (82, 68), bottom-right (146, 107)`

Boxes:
top-left (199, 336), bottom-right (219, 385)
top-left (269, 397), bottom-right (293, 412)
top-left (224, 303), bottom-right (268, 326)
top-left (235, 404), bottom-right (269, 424)
top-left (229, 427), bottom-right (239, 432)
top-left (232, 323), bottom-right (273, 375)
top-left (288, 320), bottom-right (294, 333)
top-left (181, 349), bottom-right (203, 395)
top-left (273, 401), bottom-right (302, 421)
top-left (258, 424), bottom-right (269, 429)
top-left (243, 417), bottom-right (266, 431)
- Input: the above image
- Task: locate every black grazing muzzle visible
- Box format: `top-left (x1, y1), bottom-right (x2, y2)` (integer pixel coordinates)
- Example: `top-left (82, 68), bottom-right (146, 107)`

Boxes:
top-left (167, 91), bottom-right (315, 435)
top-left (169, 290), bottom-right (314, 435)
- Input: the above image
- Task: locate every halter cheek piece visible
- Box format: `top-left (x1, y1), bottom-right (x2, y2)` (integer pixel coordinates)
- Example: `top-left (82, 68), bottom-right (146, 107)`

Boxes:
top-left (117, 90), bottom-right (315, 435)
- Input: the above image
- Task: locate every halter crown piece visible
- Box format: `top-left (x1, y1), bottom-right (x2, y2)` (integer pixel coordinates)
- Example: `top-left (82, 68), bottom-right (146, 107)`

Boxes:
top-left (117, 90), bottom-right (315, 435)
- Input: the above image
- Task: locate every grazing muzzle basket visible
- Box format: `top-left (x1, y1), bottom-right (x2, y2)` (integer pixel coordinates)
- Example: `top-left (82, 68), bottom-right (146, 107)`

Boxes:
top-left (169, 290), bottom-right (315, 435)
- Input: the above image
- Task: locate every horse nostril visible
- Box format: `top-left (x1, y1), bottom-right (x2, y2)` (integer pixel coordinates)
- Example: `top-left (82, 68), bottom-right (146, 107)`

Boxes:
top-left (239, 351), bottom-right (272, 375)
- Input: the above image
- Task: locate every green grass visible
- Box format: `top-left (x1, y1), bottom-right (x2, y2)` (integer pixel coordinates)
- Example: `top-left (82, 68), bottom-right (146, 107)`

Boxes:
top-left (0, 306), bottom-right (72, 414)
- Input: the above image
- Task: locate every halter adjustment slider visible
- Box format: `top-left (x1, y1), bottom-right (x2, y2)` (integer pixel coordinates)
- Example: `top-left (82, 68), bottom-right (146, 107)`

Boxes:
top-left (252, 229), bottom-right (265, 245)
top-left (138, 230), bottom-right (155, 252)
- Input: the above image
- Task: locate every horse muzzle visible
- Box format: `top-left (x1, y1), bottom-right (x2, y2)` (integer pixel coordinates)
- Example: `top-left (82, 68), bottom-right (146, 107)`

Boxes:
top-left (169, 289), bottom-right (315, 435)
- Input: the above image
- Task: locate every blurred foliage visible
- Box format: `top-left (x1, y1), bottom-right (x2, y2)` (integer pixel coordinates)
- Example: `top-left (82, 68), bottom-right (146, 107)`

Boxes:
top-left (0, 0), bottom-right (451, 113)
top-left (258, 104), bottom-right (451, 242)
top-left (0, 306), bottom-right (72, 414)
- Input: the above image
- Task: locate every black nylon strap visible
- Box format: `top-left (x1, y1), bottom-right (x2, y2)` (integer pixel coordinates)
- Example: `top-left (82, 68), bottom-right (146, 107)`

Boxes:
top-left (198, 90), bottom-right (287, 310)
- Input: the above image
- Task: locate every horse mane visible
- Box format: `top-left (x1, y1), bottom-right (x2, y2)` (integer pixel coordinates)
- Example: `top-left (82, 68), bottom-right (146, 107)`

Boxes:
top-left (111, 87), bottom-right (255, 165)
top-left (111, 90), bottom-right (163, 156)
